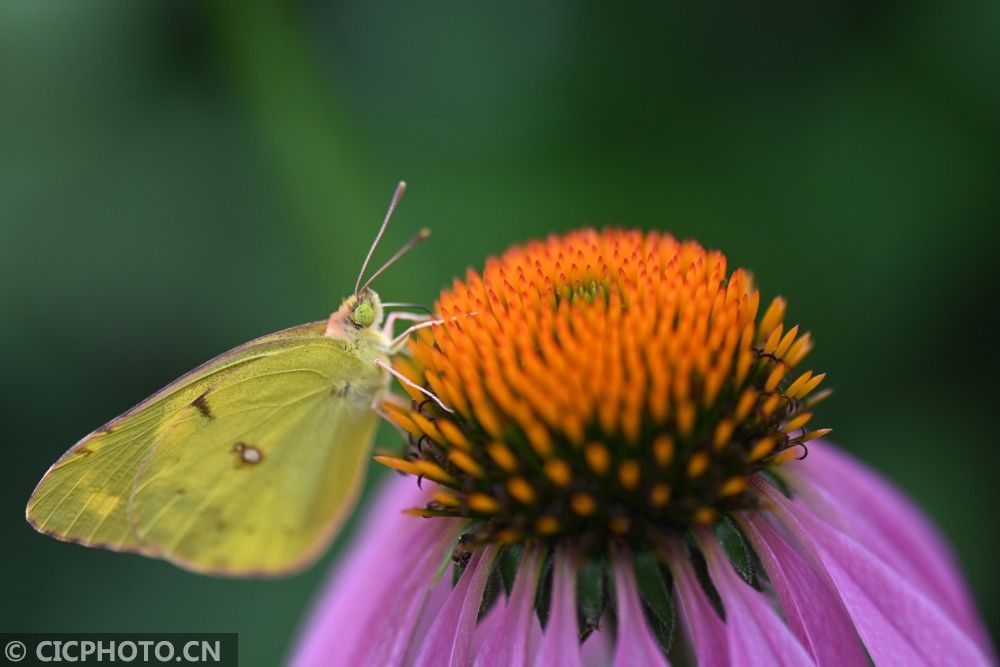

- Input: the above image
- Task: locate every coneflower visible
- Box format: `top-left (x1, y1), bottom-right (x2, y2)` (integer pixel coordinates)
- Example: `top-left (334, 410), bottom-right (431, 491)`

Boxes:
top-left (292, 229), bottom-right (994, 666)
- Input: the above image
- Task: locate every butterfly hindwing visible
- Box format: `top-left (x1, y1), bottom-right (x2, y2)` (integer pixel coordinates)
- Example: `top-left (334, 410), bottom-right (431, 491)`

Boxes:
top-left (129, 339), bottom-right (383, 575)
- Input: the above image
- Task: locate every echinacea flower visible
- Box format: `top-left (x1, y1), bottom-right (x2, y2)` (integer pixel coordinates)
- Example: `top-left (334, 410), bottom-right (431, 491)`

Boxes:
top-left (292, 229), bottom-right (995, 666)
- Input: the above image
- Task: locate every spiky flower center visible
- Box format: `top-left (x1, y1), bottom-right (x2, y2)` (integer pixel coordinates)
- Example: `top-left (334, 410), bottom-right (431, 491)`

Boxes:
top-left (378, 229), bottom-right (828, 551)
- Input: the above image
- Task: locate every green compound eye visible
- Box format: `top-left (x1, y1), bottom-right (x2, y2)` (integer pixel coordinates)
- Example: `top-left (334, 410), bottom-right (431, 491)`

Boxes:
top-left (352, 302), bottom-right (376, 328)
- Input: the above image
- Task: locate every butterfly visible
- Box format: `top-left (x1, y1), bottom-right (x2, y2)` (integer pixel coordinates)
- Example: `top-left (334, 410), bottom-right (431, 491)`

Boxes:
top-left (25, 182), bottom-right (445, 577)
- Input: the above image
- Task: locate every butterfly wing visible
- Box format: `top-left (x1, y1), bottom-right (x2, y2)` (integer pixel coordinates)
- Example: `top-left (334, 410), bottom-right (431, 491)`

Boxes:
top-left (26, 322), bottom-right (387, 576)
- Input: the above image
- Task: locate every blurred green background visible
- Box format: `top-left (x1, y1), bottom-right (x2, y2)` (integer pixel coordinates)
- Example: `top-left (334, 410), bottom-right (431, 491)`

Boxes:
top-left (2, 1), bottom-right (998, 663)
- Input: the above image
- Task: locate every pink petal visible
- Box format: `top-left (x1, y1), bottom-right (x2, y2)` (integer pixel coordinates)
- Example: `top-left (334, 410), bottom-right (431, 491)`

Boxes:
top-left (404, 571), bottom-right (455, 664)
top-left (473, 545), bottom-right (544, 667)
top-left (740, 513), bottom-right (866, 666)
top-left (524, 607), bottom-right (544, 662)
top-left (472, 592), bottom-right (508, 660)
top-left (534, 547), bottom-right (583, 667)
top-left (757, 479), bottom-right (993, 667)
top-left (581, 629), bottom-right (612, 667)
top-left (413, 545), bottom-right (500, 667)
top-left (668, 541), bottom-right (729, 667)
top-left (611, 547), bottom-right (671, 667)
top-left (289, 476), bottom-right (461, 667)
top-left (789, 442), bottom-right (993, 656)
top-left (697, 530), bottom-right (814, 667)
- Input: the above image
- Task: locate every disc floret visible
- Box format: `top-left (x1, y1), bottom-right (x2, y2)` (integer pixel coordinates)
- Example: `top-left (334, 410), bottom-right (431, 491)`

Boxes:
top-left (377, 229), bottom-right (829, 550)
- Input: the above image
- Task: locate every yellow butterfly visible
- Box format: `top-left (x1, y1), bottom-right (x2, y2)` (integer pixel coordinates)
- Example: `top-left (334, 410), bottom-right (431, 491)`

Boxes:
top-left (25, 182), bottom-right (443, 577)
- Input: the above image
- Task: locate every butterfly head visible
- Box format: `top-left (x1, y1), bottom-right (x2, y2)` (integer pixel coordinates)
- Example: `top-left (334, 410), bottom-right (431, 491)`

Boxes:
top-left (325, 288), bottom-right (384, 340)
top-left (347, 288), bottom-right (384, 329)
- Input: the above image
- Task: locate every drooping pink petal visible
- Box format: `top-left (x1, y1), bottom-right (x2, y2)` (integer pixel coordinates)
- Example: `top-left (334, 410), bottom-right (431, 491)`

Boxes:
top-left (611, 546), bottom-right (671, 667)
top-left (740, 513), bottom-right (866, 666)
top-left (412, 545), bottom-right (499, 667)
top-left (757, 478), bottom-right (993, 667)
top-left (581, 629), bottom-right (612, 667)
top-left (472, 592), bottom-right (507, 660)
top-left (525, 606), bottom-right (544, 663)
top-left (404, 570), bottom-right (455, 664)
top-left (667, 541), bottom-right (729, 667)
top-left (290, 475), bottom-right (461, 667)
top-left (696, 530), bottom-right (814, 667)
top-left (534, 547), bottom-right (583, 667)
top-left (788, 442), bottom-right (993, 657)
top-left (472, 545), bottom-right (545, 667)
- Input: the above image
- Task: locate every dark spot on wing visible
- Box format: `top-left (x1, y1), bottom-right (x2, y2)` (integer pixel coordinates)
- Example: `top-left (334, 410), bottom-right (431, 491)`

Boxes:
top-left (331, 382), bottom-right (352, 398)
top-left (232, 442), bottom-right (263, 467)
top-left (192, 392), bottom-right (214, 420)
top-left (75, 447), bottom-right (95, 458)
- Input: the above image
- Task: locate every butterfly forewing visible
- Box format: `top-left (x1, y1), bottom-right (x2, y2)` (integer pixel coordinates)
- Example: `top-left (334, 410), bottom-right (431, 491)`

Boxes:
top-left (27, 322), bottom-right (387, 576)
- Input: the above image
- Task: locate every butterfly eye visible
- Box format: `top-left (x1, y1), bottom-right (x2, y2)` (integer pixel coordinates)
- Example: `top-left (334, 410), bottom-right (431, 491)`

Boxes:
top-left (352, 302), bottom-right (376, 328)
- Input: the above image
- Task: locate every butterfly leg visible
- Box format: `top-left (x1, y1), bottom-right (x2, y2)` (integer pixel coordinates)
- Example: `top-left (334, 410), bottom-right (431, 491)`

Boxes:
top-left (374, 358), bottom-right (454, 413)
top-left (386, 311), bottom-right (482, 353)
top-left (386, 319), bottom-right (449, 354)
top-left (381, 311), bottom-right (433, 340)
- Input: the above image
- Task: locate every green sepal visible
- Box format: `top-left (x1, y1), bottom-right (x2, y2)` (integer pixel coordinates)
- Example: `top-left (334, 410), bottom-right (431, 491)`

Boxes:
top-left (716, 516), bottom-right (759, 587)
top-left (533, 550), bottom-right (554, 628)
top-left (477, 558), bottom-right (505, 620)
top-left (685, 533), bottom-right (725, 620)
top-left (633, 550), bottom-right (675, 654)
top-left (758, 468), bottom-right (793, 498)
top-left (576, 556), bottom-right (607, 641)
top-left (477, 544), bottom-right (515, 619)
top-left (434, 527), bottom-right (471, 587)
top-left (499, 543), bottom-right (523, 595)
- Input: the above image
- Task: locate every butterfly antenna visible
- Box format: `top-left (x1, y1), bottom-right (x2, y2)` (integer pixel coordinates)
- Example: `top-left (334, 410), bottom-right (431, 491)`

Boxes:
top-left (355, 180), bottom-right (407, 294)
top-left (381, 302), bottom-right (435, 314)
top-left (359, 227), bottom-right (432, 293)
